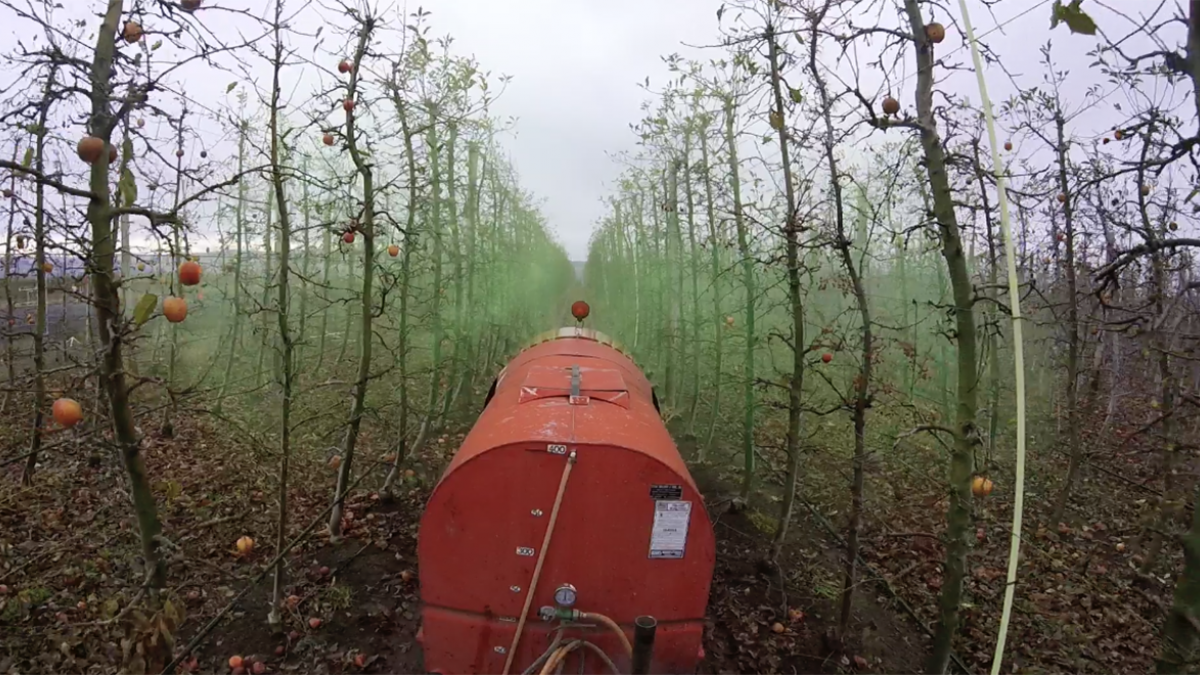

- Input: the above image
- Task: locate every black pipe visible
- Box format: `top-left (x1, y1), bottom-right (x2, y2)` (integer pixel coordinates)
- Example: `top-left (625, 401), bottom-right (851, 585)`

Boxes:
top-left (631, 615), bottom-right (656, 675)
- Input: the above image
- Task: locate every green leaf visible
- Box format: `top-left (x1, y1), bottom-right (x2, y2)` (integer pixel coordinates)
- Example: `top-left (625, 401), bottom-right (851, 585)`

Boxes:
top-left (788, 87), bottom-right (803, 104)
top-left (21, 147), bottom-right (32, 168)
top-left (132, 293), bottom-right (157, 327)
top-left (122, 137), bottom-right (133, 163)
top-left (226, 82), bottom-right (237, 93)
top-left (1066, 12), bottom-right (1097, 35)
top-left (151, 40), bottom-right (162, 51)
top-left (1050, 0), bottom-right (1097, 35)
top-left (119, 167), bottom-right (137, 206)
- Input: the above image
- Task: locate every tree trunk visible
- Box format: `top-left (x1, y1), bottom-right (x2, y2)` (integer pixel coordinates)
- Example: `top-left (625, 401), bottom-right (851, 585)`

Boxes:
top-left (649, 183), bottom-right (667, 384)
top-left (897, 233), bottom-right (914, 398)
top-left (973, 141), bottom-right (1002, 461)
top-left (438, 121), bottom-right (463, 423)
top-left (267, 6), bottom-right (296, 621)
top-left (411, 103), bottom-right (444, 458)
top-left (725, 95), bottom-right (756, 504)
top-left (464, 141), bottom-right (481, 390)
top-left (297, 159), bottom-right (311, 366)
top-left (329, 23), bottom-right (377, 541)
top-left (384, 91), bottom-right (419, 496)
top-left (806, 13), bottom-right (872, 637)
top-left (119, 118), bottom-right (132, 321)
top-left (665, 163), bottom-right (681, 411)
top-left (316, 204), bottom-right (332, 372)
top-left (21, 66), bottom-right (56, 484)
top-left (683, 126), bottom-right (702, 436)
top-left (215, 121), bottom-right (247, 414)
top-left (700, 119), bottom-right (722, 458)
top-left (628, 195), bottom-right (643, 353)
top-left (1, 146), bottom-right (16, 415)
top-left (765, 22), bottom-right (805, 561)
top-left (1138, 220), bottom-right (1178, 572)
top-left (256, 188), bottom-right (275, 388)
top-left (160, 116), bottom-right (186, 438)
top-left (1049, 113), bottom-right (1082, 525)
top-left (901, 2), bottom-right (980, 671)
top-left (87, 0), bottom-right (166, 603)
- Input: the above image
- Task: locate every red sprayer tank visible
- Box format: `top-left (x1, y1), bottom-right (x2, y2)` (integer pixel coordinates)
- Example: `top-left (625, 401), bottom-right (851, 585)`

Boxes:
top-left (417, 325), bottom-right (716, 674)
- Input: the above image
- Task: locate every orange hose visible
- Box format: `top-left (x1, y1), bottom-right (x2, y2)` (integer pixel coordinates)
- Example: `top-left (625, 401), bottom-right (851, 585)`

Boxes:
top-left (501, 451), bottom-right (577, 675)
top-left (538, 643), bottom-right (579, 675)
top-left (578, 611), bottom-right (633, 657)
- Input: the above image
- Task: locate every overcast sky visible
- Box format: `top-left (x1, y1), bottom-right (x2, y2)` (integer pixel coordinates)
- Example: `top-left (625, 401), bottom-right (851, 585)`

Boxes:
top-left (1, 0), bottom-right (1184, 264)
top-left (373, 0), bottom-right (1166, 260)
top-left (419, 0), bottom-right (725, 259)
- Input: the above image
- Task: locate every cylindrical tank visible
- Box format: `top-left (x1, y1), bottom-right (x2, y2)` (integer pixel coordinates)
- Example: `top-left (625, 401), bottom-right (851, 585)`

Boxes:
top-left (417, 327), bottom-right (715, 674)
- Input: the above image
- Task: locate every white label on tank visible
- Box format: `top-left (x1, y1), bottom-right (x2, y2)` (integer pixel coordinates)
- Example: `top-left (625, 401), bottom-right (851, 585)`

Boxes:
top-left (649, 500), bottom-right (691, 559)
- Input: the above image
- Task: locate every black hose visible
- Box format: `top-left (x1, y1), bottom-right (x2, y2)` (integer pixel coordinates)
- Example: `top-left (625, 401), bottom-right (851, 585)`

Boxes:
top-left (631, 615), bottom-right (657, 675)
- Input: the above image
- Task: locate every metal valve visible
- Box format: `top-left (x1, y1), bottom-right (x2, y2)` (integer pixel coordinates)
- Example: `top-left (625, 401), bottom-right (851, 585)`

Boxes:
top-left (539, 605), bottom-right (580, 622)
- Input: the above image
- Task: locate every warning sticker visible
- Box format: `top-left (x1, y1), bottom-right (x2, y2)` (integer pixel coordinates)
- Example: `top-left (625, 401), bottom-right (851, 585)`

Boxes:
top-left (649, 484), bottom-right (683, 500)
top-left (649, 500), bottom-right (692, 559)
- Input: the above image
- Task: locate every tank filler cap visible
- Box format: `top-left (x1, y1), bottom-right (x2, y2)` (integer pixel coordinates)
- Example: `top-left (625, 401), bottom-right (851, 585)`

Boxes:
top-left (571, 300), bottom-right (590, 322)
top-left (553, 583), bottom-right (578, 608)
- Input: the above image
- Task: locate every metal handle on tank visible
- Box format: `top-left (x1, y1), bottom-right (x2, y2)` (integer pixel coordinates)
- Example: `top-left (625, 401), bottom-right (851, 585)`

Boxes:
top-left (631, 615), bottom-right (657, 675)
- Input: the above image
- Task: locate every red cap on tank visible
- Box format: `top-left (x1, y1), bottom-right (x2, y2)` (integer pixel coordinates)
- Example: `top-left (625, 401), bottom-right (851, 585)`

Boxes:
top-left (571, 300), bottom-right (590, 321)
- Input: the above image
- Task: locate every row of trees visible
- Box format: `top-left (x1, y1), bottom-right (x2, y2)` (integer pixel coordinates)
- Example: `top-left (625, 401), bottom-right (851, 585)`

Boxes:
top-left (585, 0), bottom-right (1199, 672)
top-left (0, 1), bottom-right (572, 670)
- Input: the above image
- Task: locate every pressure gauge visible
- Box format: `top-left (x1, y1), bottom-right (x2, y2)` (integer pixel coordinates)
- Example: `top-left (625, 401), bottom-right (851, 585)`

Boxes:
top-left (553, 583), bottom-right (578, 608)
